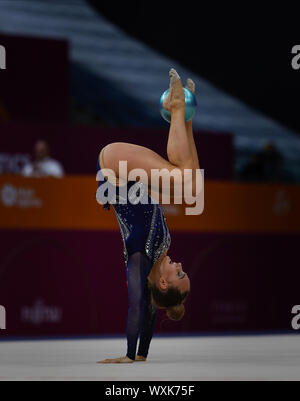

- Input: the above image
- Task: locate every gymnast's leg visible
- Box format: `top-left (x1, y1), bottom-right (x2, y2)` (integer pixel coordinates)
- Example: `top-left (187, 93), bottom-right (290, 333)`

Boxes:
top-left (185, 78), bottom-right (200, 171)
top-left (101, 69), bottom-right (200, 196)
top-left (164, 69), bottom-right (195, 170)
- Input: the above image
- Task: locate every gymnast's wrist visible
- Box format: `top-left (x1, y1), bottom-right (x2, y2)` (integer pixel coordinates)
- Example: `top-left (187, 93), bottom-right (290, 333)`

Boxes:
top-left (126, 353), bottom-right (135, 362)
top-left (135, 355), bottom-right (147, 362)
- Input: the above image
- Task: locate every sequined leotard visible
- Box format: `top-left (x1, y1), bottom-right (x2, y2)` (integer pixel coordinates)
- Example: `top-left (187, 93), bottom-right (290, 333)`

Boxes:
top-left (96, 150), bottom-right (171, 360)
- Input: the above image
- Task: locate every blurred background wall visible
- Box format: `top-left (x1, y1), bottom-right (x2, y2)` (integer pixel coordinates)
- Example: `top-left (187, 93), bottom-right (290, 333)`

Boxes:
top-left (0, 0), bottom-right (299, 337)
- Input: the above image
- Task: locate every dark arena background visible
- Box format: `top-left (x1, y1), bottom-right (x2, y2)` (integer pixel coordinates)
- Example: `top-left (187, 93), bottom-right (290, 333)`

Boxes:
top-left (0, 0), bottom-right (300, 383)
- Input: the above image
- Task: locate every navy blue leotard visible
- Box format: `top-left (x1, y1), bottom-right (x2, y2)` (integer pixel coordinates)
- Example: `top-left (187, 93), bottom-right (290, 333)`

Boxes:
top-left (96, 154), bottom-right (171, 360)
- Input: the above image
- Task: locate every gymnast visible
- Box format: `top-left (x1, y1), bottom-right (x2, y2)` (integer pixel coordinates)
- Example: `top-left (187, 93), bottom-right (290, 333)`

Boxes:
top-left (97, 69), bottom-right (201, 363)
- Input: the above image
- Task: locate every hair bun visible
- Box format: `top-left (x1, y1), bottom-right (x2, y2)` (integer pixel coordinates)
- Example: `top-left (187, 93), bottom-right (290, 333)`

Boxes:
top-left (166, 304), bottom-right (185, 321)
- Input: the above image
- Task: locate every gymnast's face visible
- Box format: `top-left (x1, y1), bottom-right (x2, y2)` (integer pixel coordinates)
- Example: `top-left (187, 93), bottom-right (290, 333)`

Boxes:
top-left (159, 255), bottom-right (190, 294)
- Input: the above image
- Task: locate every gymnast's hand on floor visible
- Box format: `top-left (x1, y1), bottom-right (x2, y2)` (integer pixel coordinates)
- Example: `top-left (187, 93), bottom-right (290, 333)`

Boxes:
top-left (97, 356), bottom-right (134, 364)
top-left (135, 355), bottom-right (147, 362)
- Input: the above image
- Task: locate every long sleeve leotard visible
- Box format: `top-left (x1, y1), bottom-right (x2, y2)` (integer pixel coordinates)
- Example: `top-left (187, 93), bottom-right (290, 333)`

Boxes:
top-left (97, 153), bottom-right (171, 359)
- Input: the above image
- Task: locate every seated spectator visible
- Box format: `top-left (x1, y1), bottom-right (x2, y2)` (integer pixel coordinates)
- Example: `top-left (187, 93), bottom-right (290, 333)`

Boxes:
top-left (22, 140), bottom-right (64, 178)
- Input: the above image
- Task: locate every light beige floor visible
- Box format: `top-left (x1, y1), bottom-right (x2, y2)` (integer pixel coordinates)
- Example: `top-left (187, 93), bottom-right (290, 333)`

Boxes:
top-left (0, 335), bottom-right (299, 381)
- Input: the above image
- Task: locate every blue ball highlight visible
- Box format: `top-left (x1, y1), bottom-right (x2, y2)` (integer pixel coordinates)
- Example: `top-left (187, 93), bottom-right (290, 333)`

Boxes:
top-left (160, 88), bottom-right (197, 123)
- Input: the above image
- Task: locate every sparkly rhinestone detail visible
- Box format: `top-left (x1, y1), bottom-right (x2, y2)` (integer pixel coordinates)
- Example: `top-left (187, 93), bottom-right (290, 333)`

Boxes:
top-left (114, 201), bottom-right (171, 267)
top-left (114, 207), bottom-right (130, 266)
top-left (153, 206), bottom-right (171, 265)
top-left (97, 159), bottom-right (171, 266)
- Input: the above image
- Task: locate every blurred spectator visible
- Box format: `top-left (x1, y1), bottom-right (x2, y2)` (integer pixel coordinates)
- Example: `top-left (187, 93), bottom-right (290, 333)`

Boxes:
top-left (241, 142), bottom-right (284, 182)
top-left (22, 140), bottom-right (64, 178)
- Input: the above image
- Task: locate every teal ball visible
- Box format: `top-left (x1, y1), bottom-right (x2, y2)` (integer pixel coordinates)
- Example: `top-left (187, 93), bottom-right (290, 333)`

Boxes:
top-left (160, 88), bottom-right (197, 123)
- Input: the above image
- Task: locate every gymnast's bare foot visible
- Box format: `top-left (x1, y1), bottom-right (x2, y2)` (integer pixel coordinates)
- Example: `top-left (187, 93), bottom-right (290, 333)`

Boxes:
top-left (186, 78), bottom-right (195, 94)
top-left (163, 68), bottom-right (185, 111)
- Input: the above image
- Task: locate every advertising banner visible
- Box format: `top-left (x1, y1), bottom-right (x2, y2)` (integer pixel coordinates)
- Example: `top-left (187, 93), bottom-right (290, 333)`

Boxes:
top-left (0, 176), bottom-right (299, 336)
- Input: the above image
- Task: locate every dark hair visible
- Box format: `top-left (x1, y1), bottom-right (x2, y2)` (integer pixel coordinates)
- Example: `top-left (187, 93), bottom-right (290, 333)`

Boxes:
top-left (149, 283), bottom-right (189, 321)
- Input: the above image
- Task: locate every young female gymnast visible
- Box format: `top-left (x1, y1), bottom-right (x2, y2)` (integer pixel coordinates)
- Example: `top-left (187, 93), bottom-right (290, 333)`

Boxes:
top-left (97, 69), bottom-right (201, 363)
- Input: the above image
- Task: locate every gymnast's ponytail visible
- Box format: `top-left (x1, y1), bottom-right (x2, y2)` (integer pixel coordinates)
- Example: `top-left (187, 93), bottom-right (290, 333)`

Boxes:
top-left (149, 283), bottom-right (189, 321)
top-left (166, 304), bottom-right (185, 321)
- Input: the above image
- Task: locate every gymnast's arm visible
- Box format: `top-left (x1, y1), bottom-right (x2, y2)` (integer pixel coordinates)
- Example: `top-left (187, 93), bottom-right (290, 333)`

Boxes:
top-left (136, 281), bottom-right (158, 361)
top-left (126, 252), bottom-right (153, 361)
top-left (97, 252), bottom-right (151, 364)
